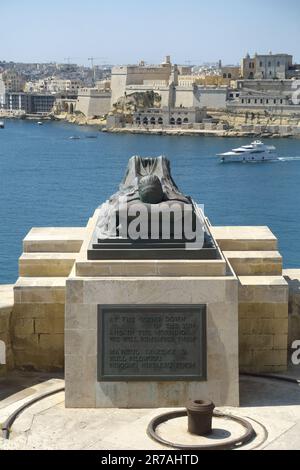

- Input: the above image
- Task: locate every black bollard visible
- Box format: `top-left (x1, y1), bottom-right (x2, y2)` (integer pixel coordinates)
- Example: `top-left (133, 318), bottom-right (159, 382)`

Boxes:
top-left (186, 400), bottom-right (215, 436)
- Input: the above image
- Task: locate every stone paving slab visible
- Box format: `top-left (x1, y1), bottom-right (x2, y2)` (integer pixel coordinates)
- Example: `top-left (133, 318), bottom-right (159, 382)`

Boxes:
top-left (0, 371), bottom-right (300, 450)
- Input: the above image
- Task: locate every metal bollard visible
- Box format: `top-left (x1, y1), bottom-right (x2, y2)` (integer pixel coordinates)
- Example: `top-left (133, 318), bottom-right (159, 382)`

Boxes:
top-left (186, 400), bottom-right (215, 436)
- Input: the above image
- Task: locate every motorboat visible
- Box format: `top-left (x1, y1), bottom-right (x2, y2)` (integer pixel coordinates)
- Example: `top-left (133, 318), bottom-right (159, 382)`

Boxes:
top-left (0, 121), bottom-right (4, 129)
top-left (217, 141), bottom-right (278, 163)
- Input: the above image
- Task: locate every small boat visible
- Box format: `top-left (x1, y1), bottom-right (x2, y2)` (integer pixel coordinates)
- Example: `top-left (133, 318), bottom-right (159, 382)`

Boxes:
top-left (69, 136), bottom-right (80, 140)
top-left (85, 135), bottom-right (97, 139)
top-left (217, 140), bottom-right (278, 163)
top-left (0, 121), bottom-right (4, 129)
top-left (37, 121), bottom-right (43, 126)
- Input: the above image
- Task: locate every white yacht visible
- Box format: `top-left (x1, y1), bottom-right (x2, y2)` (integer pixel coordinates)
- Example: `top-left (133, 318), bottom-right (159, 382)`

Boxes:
top-left (218, 141), bottom-right (278, 163)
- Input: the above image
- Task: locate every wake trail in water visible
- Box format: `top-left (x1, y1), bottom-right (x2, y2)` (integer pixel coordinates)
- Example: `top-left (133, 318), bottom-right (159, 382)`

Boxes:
top-left (278, 156), bottom-right (300, 162)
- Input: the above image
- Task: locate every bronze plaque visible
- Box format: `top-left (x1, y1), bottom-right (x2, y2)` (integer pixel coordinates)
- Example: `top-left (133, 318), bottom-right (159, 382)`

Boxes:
top-left (97, 305), bottom-right (206, 381)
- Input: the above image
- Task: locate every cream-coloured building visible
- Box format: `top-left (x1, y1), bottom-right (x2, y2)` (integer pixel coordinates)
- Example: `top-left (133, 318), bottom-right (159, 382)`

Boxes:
top-left (111, 57), bottom-right (228, 112)
top-left (25, 78), bottom-right (83, 95)
top-left (0, 71), bottom-right (25, 108)
top-left (76, 88), bottom-right (111, 118)
top-left (111, 56), bottom-right (172, 106)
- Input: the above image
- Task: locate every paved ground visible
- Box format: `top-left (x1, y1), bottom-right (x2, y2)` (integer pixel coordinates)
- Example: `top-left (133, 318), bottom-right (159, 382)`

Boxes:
top-left (0, 369), bottom-right (300, 450)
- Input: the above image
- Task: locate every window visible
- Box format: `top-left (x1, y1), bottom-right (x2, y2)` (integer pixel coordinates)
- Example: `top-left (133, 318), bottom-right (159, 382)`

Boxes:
top-left (266, 99), bottom-right (269, 104)
top-left (260, 99), bottom-right (263, 104)
top-left (277, 61), bottom-right (280, 67)
top-left (248, 99), bottom-right (251, 104)
top-left (255, 99), bottom-right (257, 104)
top-left (268, 61), bottom-right (272, 67)
top-left (260, 61), bottom-right (263, 67)
top-left (274, 99), bottom-right (276, 104)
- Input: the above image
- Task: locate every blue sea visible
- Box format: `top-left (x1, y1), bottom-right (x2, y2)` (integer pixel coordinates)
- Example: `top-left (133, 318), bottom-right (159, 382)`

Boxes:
top-left (1, 119), bottom-right (300, 284)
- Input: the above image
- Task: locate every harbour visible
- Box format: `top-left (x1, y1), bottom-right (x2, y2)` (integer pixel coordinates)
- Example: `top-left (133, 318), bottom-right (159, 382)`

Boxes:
top-left (1, 119), bottom-right (300, 283)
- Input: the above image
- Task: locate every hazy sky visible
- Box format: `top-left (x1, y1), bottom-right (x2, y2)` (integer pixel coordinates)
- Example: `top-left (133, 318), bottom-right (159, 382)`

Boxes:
top-left (1, 0), bottom-right (300, 65)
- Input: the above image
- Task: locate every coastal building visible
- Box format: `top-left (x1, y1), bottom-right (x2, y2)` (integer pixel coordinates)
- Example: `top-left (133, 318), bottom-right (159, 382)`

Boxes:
top-left (111, 57), bottom-right (229, 115)
top-left (4, 92), bottom-right (55, 114)
top-left (110, 56), bottom-right (172, 106)
top-left (0, 71), bottom-right (25, 108)
top-left (132, 106), bottom-right (207, 127)
top-left (227, 79), bottom-right (300, 111)
top-left (242, 52), bottom-right (293, 79)
top-left (76, 88), bottom-right (111, 118)
top-left (24, 78), bottom-right (83, 95)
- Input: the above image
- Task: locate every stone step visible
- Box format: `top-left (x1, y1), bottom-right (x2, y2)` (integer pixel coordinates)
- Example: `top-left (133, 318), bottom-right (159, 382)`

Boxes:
top-left (224, 251), bottom-right (282, 276)
top-left (19, 253), bottom-right (77, 277)
top-left (14, 277), bottom-right (66, 304)
top-left (210, 226), bottom-right (277, 251)
top-left (76, 258), bottom-right (227, 277)
top-left (238, 276), bottom-right (288, 303)
top-left (23, 227), bottom-right (86, 253)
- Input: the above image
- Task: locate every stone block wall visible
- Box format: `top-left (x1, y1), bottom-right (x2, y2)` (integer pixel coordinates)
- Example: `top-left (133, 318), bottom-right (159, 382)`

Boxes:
top-left (12, 278), bottom-right (66, 370)
top-left (0, 222), bottom-right (293, 376)
top-left (283, 270), bottom-right (300, 349)
top-left (10, 227), bottom-right (86, 371)
top-left (212, 226), bottom-right (289, 373)
top-left (0, 285), bottom-right (14, 376)
top-left (238, 278), bottom-right (288, 372)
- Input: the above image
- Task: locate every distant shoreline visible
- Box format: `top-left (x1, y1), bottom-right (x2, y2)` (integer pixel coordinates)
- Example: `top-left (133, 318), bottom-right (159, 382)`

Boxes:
top-left (105, 126), bottom-right (295, 139)
top-left (0, 111), bottom-right (297, 138)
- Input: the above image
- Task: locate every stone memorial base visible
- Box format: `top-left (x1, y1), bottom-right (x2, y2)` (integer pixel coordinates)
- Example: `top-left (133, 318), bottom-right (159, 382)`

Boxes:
top-left (1, 168), bottom-right (290, 410)
top-left (64, 212), bottom-right (239, 408)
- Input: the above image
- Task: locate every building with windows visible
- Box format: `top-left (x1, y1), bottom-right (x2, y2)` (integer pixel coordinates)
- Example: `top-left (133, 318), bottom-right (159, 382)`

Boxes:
top-left (0, 71), bottom-right (25, 108)
top-left (133, 106), bottom-right (207, 127)
top-left (242, 53), bottom-right (293, 79)
top-left (5, 92), bottom-right (55, 114)
top-left (221, 66), bottom-right (241, 80)
top-left (24, 78), bottom-right (83, 95)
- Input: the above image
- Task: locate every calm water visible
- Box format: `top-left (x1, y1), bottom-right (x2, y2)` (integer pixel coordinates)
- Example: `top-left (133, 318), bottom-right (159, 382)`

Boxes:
top-left (1, 119), bottom-right (300, 284)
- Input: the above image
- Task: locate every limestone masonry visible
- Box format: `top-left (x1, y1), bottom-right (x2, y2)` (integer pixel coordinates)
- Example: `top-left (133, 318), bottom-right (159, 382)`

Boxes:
top-left (0, 213), bottom-right (298, 405)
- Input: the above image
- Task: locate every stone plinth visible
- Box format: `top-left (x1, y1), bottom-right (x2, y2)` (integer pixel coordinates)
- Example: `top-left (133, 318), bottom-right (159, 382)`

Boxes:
top-left (65, 275), bottom-right (239, 408)
top-left (4, 217), bottom-right (290, 380)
